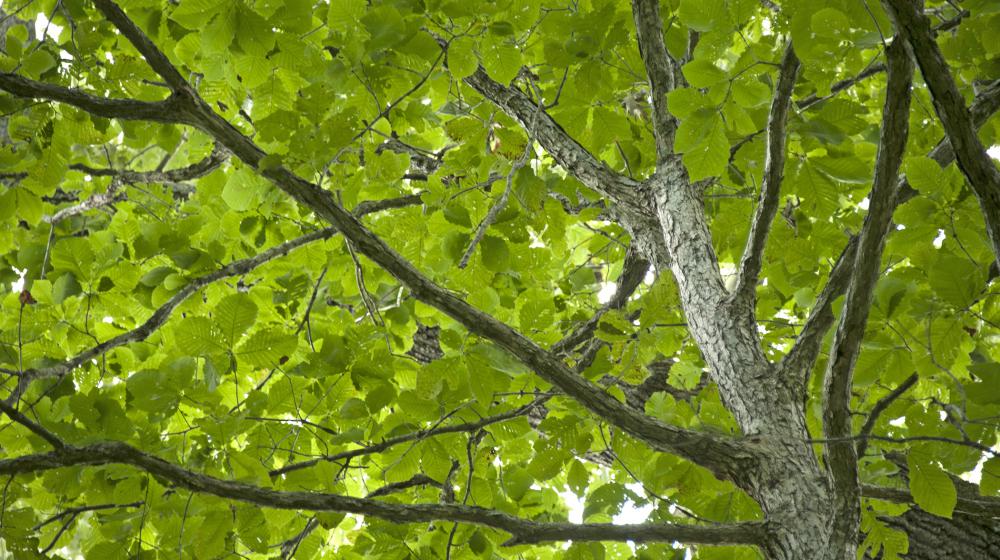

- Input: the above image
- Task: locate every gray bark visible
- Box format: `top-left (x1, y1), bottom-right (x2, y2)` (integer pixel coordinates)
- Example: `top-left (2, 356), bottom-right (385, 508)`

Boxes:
top-left (2, 2), bottom-right (1000, 559)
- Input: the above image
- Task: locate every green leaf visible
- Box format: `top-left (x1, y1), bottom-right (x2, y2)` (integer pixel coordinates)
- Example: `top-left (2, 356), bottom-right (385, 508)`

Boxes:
top-left (259, 153), bottom-right (284, 171)
top-left (528, 440), bottom-right (567, 481)
top-left (676, 111), bottom-right (728, 180)
top-left (223, 166), bottom-right (270, 212)
top-left (678, 0), bottom-right (727, 32)
top-left (215, 293), bottom-right (259, 346)
top-left (906, 156), bottom-right (949, 195)
top-left (666, 88), bottom-right (704, 120)
top-left (328, 0), bottom-right (365, 32)
top-left (170, 0), bottom-right (226, 28)
top-left (505, 466), bottom-right (533, 501)
top-left (340, 397), bottom-right (368, 419)
top-left (362, 6), bottom-right (411, 51)
top-left (176, 317), bottom-right (226, 356)
top-left (980, 457), bottom-right (1000, 496)
top-left (682, 60), bottom-right (728, 88)
top-left (567, 460), bottom-right (589, 496)
top-left (126, 370), bottom-right (179, 415)
top-left (482, 42), bottom-right (522, 84)
top-left (448, 37), bottom-right (479, 80)
top-left (811, 8), bottom-right (850, 40)
top-left (22, 50), bottom-right (56, 78)
top-left (236, 329), bottom-right (298, 368)
top-left (51, 238), bottom-right (95, 281)
top-left (908, 449), bottom-right (958, 518)
top-left (480, 236), bottom-right (510, 272)
top-left (193, 510), bottom-right (234, 558)
top-left (204, 354), bottom-right (223, 392)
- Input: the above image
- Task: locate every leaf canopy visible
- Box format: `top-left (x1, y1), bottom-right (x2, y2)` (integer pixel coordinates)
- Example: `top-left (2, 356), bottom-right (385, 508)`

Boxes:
top-left (0, 0), bottom-right (999, 559)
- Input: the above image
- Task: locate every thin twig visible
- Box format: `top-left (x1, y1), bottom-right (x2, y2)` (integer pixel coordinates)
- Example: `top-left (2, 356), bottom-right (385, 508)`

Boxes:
top-left (856, 373), bottom-right (918, 456)
top-left (458, 80), bottom-right (544, 268)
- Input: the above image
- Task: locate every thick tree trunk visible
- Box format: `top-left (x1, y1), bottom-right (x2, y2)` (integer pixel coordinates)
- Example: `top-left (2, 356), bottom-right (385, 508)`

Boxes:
top-left (646, 161), bottom-right (852, 560)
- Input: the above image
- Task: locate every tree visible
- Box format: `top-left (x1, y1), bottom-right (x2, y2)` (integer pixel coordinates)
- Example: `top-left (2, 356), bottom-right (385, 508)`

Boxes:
top-left (0, 0), bottom-right (998, 558)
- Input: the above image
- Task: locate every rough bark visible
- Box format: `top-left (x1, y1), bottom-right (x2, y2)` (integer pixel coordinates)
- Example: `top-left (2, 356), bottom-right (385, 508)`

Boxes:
top-left (1, 2), bottom-right (999, 559)
top-left (821, 36), bottom-right (914, 560)
top-left (884, 0), bottom-right (1000, 271)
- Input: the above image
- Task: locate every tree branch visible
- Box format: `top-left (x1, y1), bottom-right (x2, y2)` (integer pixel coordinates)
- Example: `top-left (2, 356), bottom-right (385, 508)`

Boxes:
top-left (861, 484), bottom-right (1000, 517)
top-left (91, 0), bottom-right (191, 92)
top-left (857, 372), bottom-right (918, 456)
top-left (630, 0), bottom-right (678, 160)
top-left (0, 442), bottom-right (769, 547)
top-left (795, 61), bottom-right (887, 112)
top-left (9, 228), bottom-right (338, 393)
top-left (459, 84), bottom-right (542, 269)
top-left (0, 72), bottom-right (188, 124)
top-left (732, 42), bottom-right (799, 309)
top-left (270, 397), bottom-right (548, 477)
top-left (7, 189), bottom-right (424, 402)
top-left (4, 145), bottom-right (226, 210)
top-left (365, 474), bottom-right (441, 498)
top-left (651, 151), bottom-right (775, 435)
top-left (353, 193), bottom-right (425, 217)
top-left (550, 243), bottom-right (649, 357)
top-left (820, 36), bottom-right (912, 553)
top-left (734, 11), bottom-right (980, 165)
top-left (75, 1), bottom-right (754, 482)
top-left (32, 500), bottom-right (144, 530)
top-left (779, 238), bottom-right (855, 383)
top-left (0, 398), bottom-right (64, 448)
top-left (781, 74), bottom-right (1000, 384)
top-left (885, 0), bottom-right (1000, 270)
top-left (43, 179), bottom-right (125, 224)
top-left (463, 68), bottom-right (644, 216)
top-left (70, 143), bottom-right (228, 184)
top-left (279, 516), bottom-right (319, 559)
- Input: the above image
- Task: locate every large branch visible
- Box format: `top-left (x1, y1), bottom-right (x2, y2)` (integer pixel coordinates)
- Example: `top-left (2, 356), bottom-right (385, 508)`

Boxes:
top-left (820, 36), bottom-right (912, 554)
top-left (462, 68), bottom-right (645, 216)
top-left (0, 72), bottom-right (187, 124)
top-left (781, 77), bottom-right (1000, 381)
top-left (76, 0), bottom-right (751, 481)
top-left (0, 443), bottom-right (769, 547)
top-left (732, 43), bottom-right (799, 310)
top-left (884, 0), bottom-right (1000, 270)
top-left (92, 0), bottom-right (190, 92)
top-left (652, 156), bottom-right (779, 435)
top-left (630, 0), bottom-right (678, 161)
